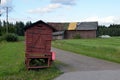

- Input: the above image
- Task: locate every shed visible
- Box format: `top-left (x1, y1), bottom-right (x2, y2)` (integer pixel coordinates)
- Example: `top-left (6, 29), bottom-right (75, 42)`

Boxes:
top-left (24, 20), bottom-right (55, 69)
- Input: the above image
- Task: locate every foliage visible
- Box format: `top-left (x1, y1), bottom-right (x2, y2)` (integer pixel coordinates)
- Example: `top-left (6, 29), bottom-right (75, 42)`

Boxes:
top-left (30, 58), bottom-right (48, 66)
top-left (0, 21), bottom-right (2, 36)
top-left (73, 34), bottom-right (81, 39)
top-left (0, 21), bottom-right (32, 36)
top-left (63, 23), bottom-right (69, 30)
top-left (0, 36), bottom-right (3, 42)
top-left (97, 24), bottom-right (120, 36)
top-left (15, 22), bottom-right (25, 36)
top-left (18, 36), bottom-right (25, 41)
top-left (52, 37), bottom-right (120, 63)
top-left (0, 41), bottom-right (61, 80)
top-left (0, 37), bottom-right (1, 41)
top-left (3, 33), bottom-right (18, 42)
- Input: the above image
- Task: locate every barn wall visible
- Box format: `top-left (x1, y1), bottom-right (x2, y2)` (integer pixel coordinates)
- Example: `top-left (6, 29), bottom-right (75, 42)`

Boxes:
top-left (79, 30), bottom-right (96, 38)
top-left (65, 30), bottom-right (96, 39)
top-left (25, 24), bottom-right (53, 54)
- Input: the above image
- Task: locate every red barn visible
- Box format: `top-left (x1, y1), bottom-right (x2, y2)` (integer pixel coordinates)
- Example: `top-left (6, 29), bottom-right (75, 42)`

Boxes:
top-left (51, 22), bottom-right (98, 39)
top-left (24, 20), bottom-right (55, 69)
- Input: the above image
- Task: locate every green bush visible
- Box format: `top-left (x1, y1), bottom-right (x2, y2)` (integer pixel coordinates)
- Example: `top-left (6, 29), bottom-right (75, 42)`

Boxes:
top-left (3, 33), bottom-right (18, 42)
top-left (0, 37), bottom-right (2, 42)
top-left (0, 36), bottom-right (4, 42)
top-left (73, 34), bottom-right (81, 39)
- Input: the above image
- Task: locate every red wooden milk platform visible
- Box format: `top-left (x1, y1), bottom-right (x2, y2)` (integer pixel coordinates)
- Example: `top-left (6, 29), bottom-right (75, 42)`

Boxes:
top-left (24, 20), bottom-right (55, 69)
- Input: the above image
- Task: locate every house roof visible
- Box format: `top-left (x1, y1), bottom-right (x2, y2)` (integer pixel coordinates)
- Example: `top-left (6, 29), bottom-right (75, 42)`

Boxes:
top-left (76, 22), bottom-right (98, 30)
top-left (24, 20), bottom-right (56, 31)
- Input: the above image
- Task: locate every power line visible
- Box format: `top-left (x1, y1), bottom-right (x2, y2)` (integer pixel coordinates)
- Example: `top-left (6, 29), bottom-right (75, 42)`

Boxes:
top-left (2, 6), bottom-right (12, 33)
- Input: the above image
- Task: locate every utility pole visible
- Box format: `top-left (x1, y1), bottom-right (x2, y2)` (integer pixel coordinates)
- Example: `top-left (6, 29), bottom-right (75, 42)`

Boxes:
top-left (3, 6), bottom-right (11, 34)
top-left (6, 7), bottom-right (8, 34)
top-left (0, 1), bottom-right (12, 34)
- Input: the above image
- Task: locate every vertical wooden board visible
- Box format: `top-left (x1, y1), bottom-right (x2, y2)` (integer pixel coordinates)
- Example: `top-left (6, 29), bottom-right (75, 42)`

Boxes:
top-left (41, 30), bottom-right (51, 34)
top-left (25, 22), bottom-right (53, 55)
top-left (45, 40), bottom-right (51, 44)
top-left (32, 48), bottom-right (45, 53)
top-left (41, 35), bottom-right (52, 40)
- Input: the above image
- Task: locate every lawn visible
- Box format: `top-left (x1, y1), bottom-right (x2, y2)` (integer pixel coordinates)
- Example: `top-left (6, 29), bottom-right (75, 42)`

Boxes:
top-left (0, 41), bottom-right (61, 80)
top-left (52, 37), bottom-right (120, 63)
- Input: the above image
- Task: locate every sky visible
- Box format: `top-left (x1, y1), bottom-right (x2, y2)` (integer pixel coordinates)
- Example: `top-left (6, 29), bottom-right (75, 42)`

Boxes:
top-left (0, 0), bottom-right (120, 26)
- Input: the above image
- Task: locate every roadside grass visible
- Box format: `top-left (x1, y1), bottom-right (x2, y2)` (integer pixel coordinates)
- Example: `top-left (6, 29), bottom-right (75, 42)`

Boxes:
top-left (18, 36), bottom-right (25, 41)
top-left (0, 41), bottom-right (61, 80)
top-left (52, 37), bottom-right (120, 63)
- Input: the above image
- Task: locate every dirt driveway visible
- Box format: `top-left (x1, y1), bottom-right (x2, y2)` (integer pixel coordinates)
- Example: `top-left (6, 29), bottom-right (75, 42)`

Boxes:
top-left (52, 48), bottom-right (120, 80)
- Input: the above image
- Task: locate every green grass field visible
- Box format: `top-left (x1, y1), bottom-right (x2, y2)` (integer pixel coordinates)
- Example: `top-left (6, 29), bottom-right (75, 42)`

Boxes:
top-left (0, 41), bottom-right (61, 80)
top-left (52, 37), bottom-right (120, 63)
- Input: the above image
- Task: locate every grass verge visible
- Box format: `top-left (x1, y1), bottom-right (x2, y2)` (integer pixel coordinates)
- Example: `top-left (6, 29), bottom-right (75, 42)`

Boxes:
top-left (0, 41), bottom-right (61, 80)
top-left (52, 37), bottom-right (120, 63)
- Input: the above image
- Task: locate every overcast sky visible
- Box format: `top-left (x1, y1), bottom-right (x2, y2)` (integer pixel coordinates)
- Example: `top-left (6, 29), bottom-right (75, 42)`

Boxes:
top-left (0, 0), bottom-right (120, 26)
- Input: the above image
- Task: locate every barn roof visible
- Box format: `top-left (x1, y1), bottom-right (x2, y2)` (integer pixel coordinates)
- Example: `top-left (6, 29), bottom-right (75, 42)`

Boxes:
top-left (48, 22), bottom-right (98, 31)
top-left (52, 31), bottom-right (65, 36)
top-left (76, 22), bottom-right (98, 30)
top-left (48, 23), bottom-right (69, 31)
top-left (24, 20), bottom-right (56, 31)
top-left (68, 22), bottom-right (77, 30)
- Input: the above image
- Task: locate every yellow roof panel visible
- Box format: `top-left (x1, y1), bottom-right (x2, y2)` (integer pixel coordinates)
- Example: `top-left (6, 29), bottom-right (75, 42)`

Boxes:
top-left (68, 22), bottom-right (77, 30)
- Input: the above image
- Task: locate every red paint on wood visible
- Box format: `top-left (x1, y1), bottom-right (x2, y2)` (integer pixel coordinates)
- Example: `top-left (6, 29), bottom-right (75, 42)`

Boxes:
top-left (25, 21), bottom-right (54, 69)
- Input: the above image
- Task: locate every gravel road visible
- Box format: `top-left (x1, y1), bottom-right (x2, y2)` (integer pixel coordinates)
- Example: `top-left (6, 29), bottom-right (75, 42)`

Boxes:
top-left (52, 47), bottom-right (120, 80)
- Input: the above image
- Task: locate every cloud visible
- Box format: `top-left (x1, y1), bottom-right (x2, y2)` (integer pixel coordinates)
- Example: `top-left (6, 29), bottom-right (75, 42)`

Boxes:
top-left (27, 0), bottom-right (76, 14)
top-left (0, 0), bottom-right (12, 6)
top-left (51, 0), bottom-right (76, 6)
top-left (28, 3), bottom-right (62, 14)
top-left (1, 0), bottom-right (7, 5)
top-left (82, 16), bottom-right (120, 26)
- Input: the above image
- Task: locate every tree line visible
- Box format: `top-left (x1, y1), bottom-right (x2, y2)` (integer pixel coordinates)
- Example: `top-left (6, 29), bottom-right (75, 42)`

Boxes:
top-left (0, 20), bottom-right (120, 37)
top-left (0, 21), bottom-right (32, 36)
top-left (97, 24), bottom-right (120, 36)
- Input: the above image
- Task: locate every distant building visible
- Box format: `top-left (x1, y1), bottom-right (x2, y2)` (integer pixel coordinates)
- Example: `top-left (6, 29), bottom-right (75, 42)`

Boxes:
top-left (65, 22), bottom-right (98, 39)
top-left (49, 22), bottom-right (98, 39)
top-left (52, 31), bottom-right (65, 40)
top-left (48, 22), bottom-right (69, 39)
